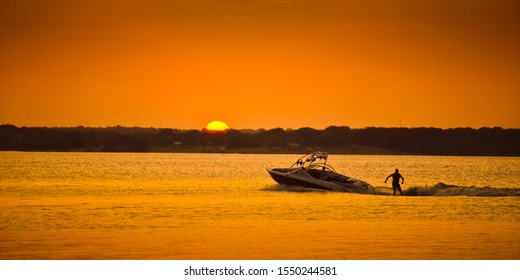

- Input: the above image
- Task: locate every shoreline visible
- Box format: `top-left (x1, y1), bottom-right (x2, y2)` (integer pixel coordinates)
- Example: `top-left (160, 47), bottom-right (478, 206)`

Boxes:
top-left (2, 125), bottom-right (519, 156)
top-left (1, 146), bottom-right (518, 157)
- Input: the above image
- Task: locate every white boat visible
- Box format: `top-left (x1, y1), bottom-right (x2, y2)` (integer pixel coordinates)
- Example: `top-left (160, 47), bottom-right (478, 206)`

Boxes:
top-left (267, 152), bottom-right (375, 194)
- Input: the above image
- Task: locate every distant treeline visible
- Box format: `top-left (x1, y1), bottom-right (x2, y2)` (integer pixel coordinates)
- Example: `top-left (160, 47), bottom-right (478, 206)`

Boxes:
top-left (0, 124), bottom-right (519, 156)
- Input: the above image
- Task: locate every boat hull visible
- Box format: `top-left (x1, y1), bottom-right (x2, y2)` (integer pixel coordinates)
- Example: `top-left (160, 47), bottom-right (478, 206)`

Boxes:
top-left (267, 168), bottom-right (332, 191)
top-left (267, 168), bottom-right (375, 194)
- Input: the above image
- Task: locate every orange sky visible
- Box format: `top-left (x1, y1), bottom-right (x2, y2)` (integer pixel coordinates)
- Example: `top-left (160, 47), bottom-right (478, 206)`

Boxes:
top-left (1, 0), bottom-right (519, 129)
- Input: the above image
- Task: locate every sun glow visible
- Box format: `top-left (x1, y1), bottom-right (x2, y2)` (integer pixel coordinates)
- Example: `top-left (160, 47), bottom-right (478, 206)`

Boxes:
top-left (204, 120), bottom-right (230, 132)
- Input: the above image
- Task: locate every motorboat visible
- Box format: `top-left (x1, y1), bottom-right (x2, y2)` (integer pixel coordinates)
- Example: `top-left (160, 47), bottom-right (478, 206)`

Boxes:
top-left (267, 152), bottom-right (375, 194)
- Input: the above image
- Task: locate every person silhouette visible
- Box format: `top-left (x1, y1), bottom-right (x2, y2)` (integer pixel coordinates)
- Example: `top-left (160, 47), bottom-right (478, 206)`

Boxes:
top-left (385, 169), bottom-right (404, 195)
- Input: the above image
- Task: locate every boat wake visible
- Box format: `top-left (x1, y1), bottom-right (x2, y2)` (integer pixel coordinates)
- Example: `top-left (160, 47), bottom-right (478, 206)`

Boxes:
top-left (377, 182), bottom-right (520, 196)
top-left (265, 182), bottom-right (520, 196)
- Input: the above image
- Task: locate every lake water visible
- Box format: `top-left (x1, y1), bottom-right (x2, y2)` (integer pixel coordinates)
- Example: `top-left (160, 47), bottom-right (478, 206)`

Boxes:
top-left (0, 152), bottom-right (519, 259)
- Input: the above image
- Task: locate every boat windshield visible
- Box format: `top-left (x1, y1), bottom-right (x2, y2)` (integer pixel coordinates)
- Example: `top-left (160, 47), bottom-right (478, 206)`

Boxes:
top-left (306, 162), bottom-right (337, 173)
top-left (290, 152), bottom-right (338, 173)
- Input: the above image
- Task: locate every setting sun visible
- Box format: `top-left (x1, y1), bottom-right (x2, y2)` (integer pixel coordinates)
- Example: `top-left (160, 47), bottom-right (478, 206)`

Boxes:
top-left (204, 121), bottom-right (230, 133)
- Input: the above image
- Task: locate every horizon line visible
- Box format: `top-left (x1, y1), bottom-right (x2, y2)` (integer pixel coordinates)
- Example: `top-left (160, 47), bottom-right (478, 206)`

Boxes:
top-left (1, 124), bottom-right (517, 131)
